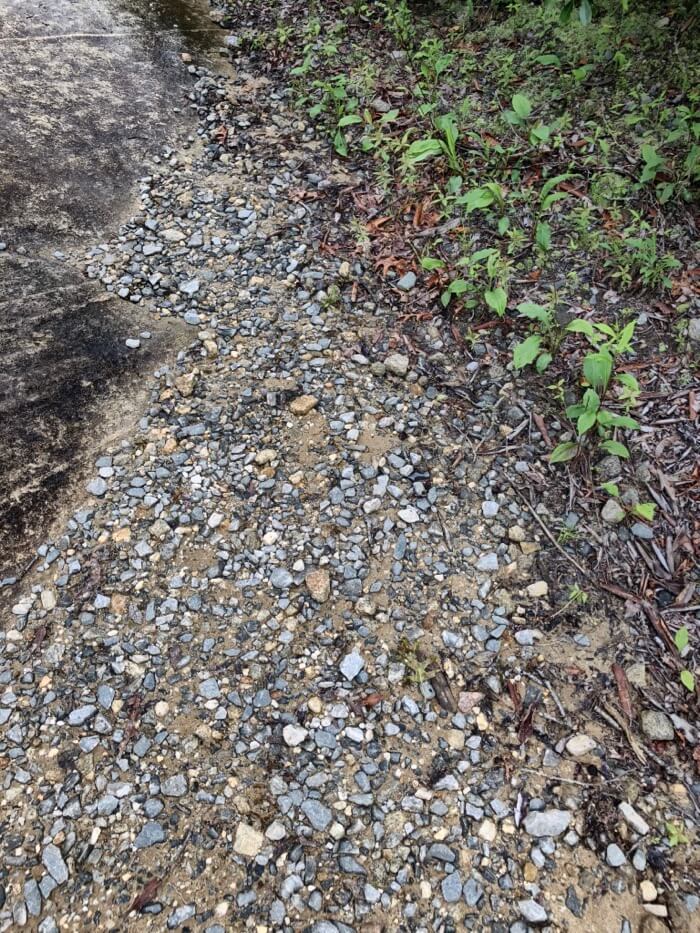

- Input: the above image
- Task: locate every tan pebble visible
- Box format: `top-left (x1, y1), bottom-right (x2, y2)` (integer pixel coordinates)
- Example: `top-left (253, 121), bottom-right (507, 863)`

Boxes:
top-left (290, 394), bottom-right (319, 416)
top-left (154, 702), bottom-right (169, 719)
top-left (255, 448), bottom-right (277, 465)
top-left (308, 697), bottom-right (322, 714)
top-left (306, 569), bottom-right (330, 603)
top-left (523, 862), bottom-right (538, 882)
top-left (40, 590), bottom-right (56, 610)
top-left (526, 580), bottom-right (549, 598)
top-left (112, 527), bottom-right (131, 543)
top-left (478, 819), bottom-right (497, 842)
top-left (174, 372), bottom-right (196, 397)
top-left (508, 525), bottom-right (526, 542)
top-left (640, 880), bottom-right (657, 902)
top-left (446, 729), bottom-right (465, 750)
top-left (476, 712), bottom-right (489, 731)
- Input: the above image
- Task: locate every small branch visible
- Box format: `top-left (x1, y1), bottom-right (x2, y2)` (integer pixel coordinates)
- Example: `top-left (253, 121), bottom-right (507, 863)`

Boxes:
top-left (510, 484), bottom-right (591, 580)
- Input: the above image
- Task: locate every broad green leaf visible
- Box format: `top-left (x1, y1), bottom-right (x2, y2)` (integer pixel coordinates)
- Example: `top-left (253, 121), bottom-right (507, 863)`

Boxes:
top-left (513, 334), bottom-right (542, 369)
top-left (675, 626), bottom-right (689, 653)
top-left (470, 248), bottom-right (498, 264)
top-left (405, 138), bottom-right (443, 164)
top-left (600, 481), bottom-right (620, 497)
top-left (641, 143), bottom-right (663, 167)
top-left (583, 350), bottom-right (613, 391)
top-left (442, 279), bottom-right (469, 305)
top-left (536, 222), bottom-right (552, 251)
top-left (485, 287), bottom-right (507, 317)
top-left (616, 319), bottom-right (637, 352)
top-left (599, 439), bottom-right (630, 458)
top-left (511, 94), bottom-right (532, 121)
top-left (577, 410), bottom-right (597, 435)
top-left (566, 319), bottom-right (597, 340)
top-left (617, 372), bottom-right (640, 391)
top-left (333, 130), bottom-right (348, 156)
top-left (579, 0), bottom-right (592, 25)
top-left (338, 113), bottom-right (362, 127)
top-left (541, 191), bottom-right (568, 211)
top-left (560, 0), bottom-right (575, 23)
top-left (582, 388), bottom-right (600, 411)
top-left (462, 187), bottom-right (495, 212)
top-left (531, 124), bottom-right (551, 143)
top-left (535, 54), bottom-right (561, 67)
top-left (380, 108), bottom-right (400, 124)
top-left (550, 441), bottom-right (578, 463)
top-left (541, 173), bottom-right (575, 200)
top-left (657, 182), bottom-right (675, 204)
top-left (680, 670), bottom-right (695, 691)
top-left (633, 502), bottom-right (656, 521)
top-left (517, 302), bottom-right (550, 322)
top-left (596, 412), bottom-right (639, 430)
top-left (498, 216), bottom-right (510, 235)
top-left (420, 257), bottom-right (445, 271)
top-left (535, 352), bottom-right (552, 372)
top-left (448, 279), bottom-right (469, 295)
top-left (594, 322), bottom-right (617, 337)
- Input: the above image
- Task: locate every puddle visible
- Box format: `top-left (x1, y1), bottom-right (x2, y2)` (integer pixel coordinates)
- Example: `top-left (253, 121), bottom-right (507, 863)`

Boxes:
top-left (0, 0), bottom-right (228, 582)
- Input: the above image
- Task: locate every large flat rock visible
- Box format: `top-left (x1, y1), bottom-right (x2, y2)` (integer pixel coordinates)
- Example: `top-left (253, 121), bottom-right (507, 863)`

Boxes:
top-left (0, 0), bottom-right (223, 580)
top-left (0, 254), bottom-right (185, 579)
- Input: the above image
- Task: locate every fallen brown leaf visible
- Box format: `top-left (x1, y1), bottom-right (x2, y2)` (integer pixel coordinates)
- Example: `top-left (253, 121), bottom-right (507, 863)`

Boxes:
top-left (126, 877), bottom-right (161, 915)
top-left (612, 663), bottom-right (634, 721)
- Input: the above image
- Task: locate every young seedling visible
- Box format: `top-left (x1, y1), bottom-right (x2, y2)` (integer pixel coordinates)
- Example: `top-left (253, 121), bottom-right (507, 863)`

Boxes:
top-left (674, 626), bottom-right (695, 692)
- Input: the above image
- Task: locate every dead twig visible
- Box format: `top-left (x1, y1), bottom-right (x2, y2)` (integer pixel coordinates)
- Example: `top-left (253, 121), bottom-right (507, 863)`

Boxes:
top-left (510, 485), bottom-right (591, 579)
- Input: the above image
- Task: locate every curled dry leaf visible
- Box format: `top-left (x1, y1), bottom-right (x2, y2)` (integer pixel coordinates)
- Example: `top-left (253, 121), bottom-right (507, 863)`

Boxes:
top-left (127, 877), bottom-right (161, 915)
top-left (612, 663), bottom-right (634, 721)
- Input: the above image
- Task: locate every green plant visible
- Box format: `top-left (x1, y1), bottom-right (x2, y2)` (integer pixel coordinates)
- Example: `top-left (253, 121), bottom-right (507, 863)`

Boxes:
top-left (599, 483), bottom-right (656, 521)
top-left (382, 0), bottom-right (414, 47)
top-left (623, 232), bottom-right (681, 291)
top-left (459, 183), bottom-right (506, 214)
top-left (503, 93), bottom-right (552, 146)
top-left (568, 583), bottom-right (588, 604)
top-left (674, 626), bottom-right (695, 693)
top-left (441, 248), bottom-right (511, 310)
top-left (550, 387), bottom-right (639, 462)
top-left (615, 372), bottom-right (641, 411)
top-left (403, 112), bottom-right (462, 174)
top-left (415, 38), bottom-right (454, 87)
top-left (511, 301), bottom-right (561, 373)
top-left (666, 821), bottom-right (689, 847)
top-left (550, 315), bottom-right (641, 461)
top-left (397, 637), bottom-right (437, 685)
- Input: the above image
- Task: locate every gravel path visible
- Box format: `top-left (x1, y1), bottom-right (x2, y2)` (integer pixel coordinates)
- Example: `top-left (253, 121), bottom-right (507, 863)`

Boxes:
top-left (1, 42), bottom-right (697, 933)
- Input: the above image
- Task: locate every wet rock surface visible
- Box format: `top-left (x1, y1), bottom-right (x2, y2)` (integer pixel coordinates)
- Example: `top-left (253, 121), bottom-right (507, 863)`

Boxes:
top-left (0, 0), bottom-right (219, 579)
top-left (0, 4), bottom-right (697, 932)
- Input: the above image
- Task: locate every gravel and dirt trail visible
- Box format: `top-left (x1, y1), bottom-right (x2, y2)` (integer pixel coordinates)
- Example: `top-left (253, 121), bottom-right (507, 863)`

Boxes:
top-left (0, 3), bottom-right (697, 932)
